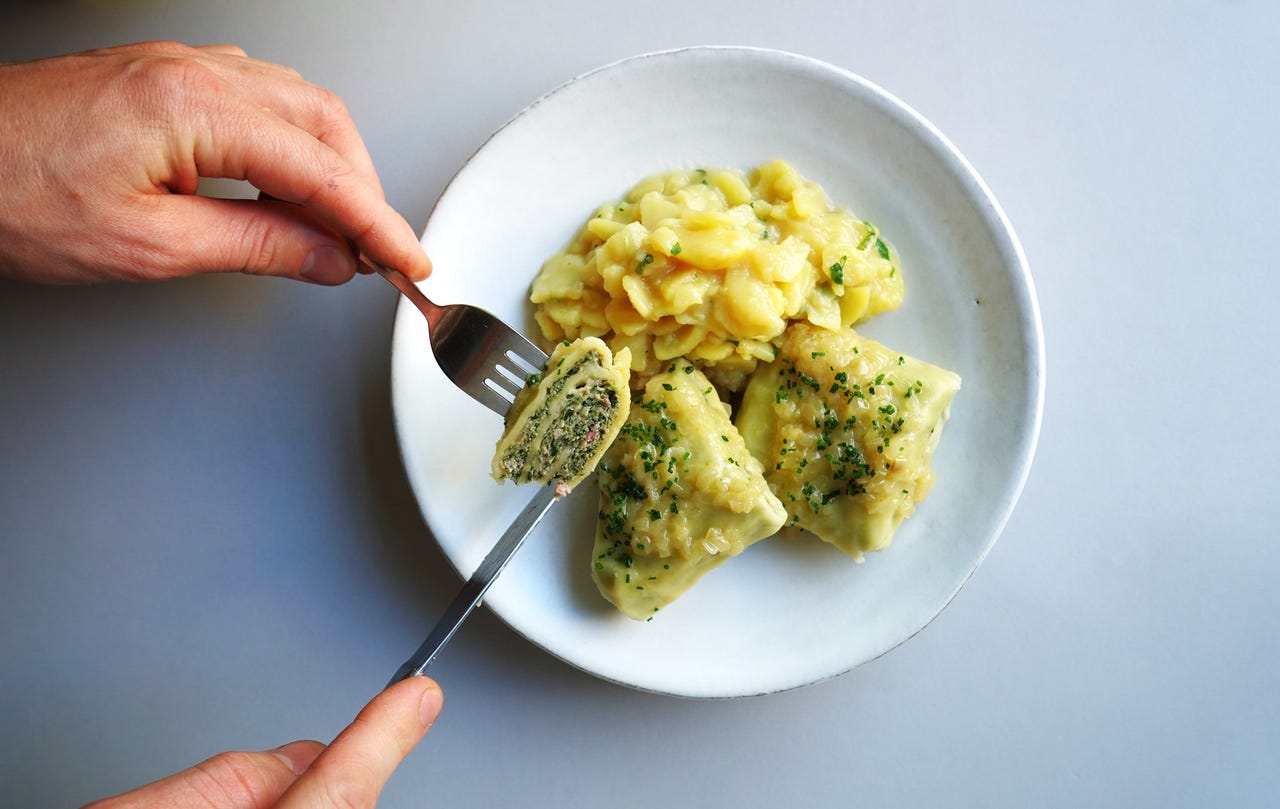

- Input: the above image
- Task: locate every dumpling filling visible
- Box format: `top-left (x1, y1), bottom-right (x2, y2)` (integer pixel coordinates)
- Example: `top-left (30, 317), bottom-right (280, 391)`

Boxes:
top-left (492, 337), bottom-right (631, 495)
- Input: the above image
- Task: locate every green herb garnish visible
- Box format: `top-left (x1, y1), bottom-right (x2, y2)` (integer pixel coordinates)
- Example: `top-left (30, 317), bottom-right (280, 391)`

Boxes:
top-left (829, 255), bottom-right (846, 285)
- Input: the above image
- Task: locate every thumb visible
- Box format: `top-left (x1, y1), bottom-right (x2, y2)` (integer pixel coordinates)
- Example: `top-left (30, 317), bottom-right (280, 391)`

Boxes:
top-left (274, 676), bottom-right (443, 809)
top-left (85, 740), bottom-right (326, 809)
top-left (148, 195), bottom-right (359, 285)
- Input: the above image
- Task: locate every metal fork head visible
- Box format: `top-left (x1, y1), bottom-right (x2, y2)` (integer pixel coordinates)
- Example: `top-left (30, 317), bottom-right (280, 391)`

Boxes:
top-left (429, 304), bottom-right (548, 417)
top-left (375, 263), bottom-right (549, 418)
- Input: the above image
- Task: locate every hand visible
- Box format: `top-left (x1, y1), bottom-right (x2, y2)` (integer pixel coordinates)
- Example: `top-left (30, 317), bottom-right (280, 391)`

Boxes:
top-left (0, 41), bottom-right (431, 285)
top-left (84, 676), bottom-right (443, 809)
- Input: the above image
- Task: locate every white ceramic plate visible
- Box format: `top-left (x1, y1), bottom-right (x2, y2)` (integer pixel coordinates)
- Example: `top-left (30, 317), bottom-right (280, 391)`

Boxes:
top-left (390, 47), bottom-right (1043, 698)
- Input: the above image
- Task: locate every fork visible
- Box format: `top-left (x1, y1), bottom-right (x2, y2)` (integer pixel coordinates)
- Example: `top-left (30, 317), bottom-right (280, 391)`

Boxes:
top-left (373, 261), bottom-right (558, 684)
top-left (373, 262), bottom-right (549, 416)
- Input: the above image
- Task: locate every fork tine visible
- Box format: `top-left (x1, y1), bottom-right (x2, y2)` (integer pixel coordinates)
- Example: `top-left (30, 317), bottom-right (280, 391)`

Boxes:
top-left (504, 337), bottom-right (550, 374)
top-left (486, 364), bottom-right (525, 399)
top-left (481, 347), bottom-right (548, 406)
top-left (493, 363), bottom-right (526, 389)
top-left (426, 311), bottom-right (544, 413)
top-left (376, 263), bottom-right (550, 418)
top-left (472, 377), bottom-right (520, 414)
top-left (504, 346), bottom-right (543, 376)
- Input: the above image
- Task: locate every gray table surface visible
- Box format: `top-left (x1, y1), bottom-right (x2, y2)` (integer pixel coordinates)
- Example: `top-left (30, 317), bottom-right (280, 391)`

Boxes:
top-left (3, 2), bottom-right (1278, 807)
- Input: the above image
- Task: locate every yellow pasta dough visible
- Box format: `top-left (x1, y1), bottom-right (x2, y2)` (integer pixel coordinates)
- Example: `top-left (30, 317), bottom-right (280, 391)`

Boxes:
top-left (592, 363), bottom-right (786, 619)
top-left (735, 323), bottom-right (961, 559)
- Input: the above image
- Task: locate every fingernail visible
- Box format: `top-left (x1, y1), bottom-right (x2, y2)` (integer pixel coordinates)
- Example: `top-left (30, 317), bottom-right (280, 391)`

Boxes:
top-left (417, 680), bottom-right (444, 727)
top-left (270, 740), bottom-right (320, 775)
top-left (271, 750), bottom-right (303, 775)
top-left (301, 244), bottom-right (355, 285)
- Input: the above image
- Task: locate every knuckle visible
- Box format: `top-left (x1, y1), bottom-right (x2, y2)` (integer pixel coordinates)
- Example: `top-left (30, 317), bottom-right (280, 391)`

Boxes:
top-left (234, 211), bottom-right (284, 274)
top-left (319, 764), bottom-right (378, 809)
top-left (215, 43), bottom-right (250, 58)
top-left (348, 204), bottom-right (380, 244)
top-left (191, 750), bottom-right (277, 806)
top-left (205, 750), bottom-right (260, 777)
top-left (308, 87), bottom-right (357, 140)
top-left (114, 48), bottom-right (222, 117)
top-left (313, 87), bottom-right (351, 121)
top-left (117, 205), bottom-right (190, 278)
top-left (88, 211), bottom-right (177, 281)
top-left (149, 54), bottom-right (221, 97)
top-left (334, 206), bottom-right (380, 255)
top-left (102, 39), bottom-right (194, 59)
top-left (134, 39), bottom-right (197, 55)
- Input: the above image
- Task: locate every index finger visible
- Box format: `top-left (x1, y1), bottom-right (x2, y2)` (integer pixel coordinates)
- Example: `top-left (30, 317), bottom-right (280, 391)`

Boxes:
top-left (274, 677), bottom-right (443, 809)
top-left (191, 96), bottom-right (430, 280)
top-left (189, 45), bottom-right (386, 196)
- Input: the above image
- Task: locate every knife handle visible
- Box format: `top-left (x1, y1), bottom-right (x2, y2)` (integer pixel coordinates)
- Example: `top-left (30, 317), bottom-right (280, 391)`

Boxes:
top-left (387, 484), bottom-right (559, 686)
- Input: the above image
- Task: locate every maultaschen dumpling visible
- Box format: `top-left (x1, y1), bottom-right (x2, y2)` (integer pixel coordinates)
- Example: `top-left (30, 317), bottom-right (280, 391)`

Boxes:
top-left (592, 363), bottom-right (786, 619)
top-left (492, 337), bottom-right (631, 496)
top-left (735, 323), bottom-right (960, 559)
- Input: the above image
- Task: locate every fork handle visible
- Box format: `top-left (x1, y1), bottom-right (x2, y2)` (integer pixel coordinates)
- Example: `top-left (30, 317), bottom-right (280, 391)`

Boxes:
top-left (369, 261), bottom-right (445, 328)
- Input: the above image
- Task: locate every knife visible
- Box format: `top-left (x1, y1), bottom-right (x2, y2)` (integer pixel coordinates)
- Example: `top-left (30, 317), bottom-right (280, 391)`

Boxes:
top-left (387, 484), bottom-right (558, 686)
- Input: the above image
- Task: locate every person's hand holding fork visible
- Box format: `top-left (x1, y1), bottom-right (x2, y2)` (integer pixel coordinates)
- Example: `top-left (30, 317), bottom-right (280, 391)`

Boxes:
top-left (0, 40), bottom-right (430, 286)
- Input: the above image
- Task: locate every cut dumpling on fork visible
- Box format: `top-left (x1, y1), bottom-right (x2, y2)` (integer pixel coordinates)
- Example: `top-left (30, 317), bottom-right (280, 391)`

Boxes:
top-left (492, 337), bottom-right (632, 496)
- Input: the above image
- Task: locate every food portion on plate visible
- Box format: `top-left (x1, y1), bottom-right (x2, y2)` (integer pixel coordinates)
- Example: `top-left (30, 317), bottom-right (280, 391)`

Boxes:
top-left (531, 159), bottom-right (903, 394)
top-left (592, 362), bottom-right (787, 619)
top-left (491, 336), bottom-right (632, 497)
top-left (515, 159), bottom-right (960, 618)
top-left (736, 323), bottom-right (961, 560)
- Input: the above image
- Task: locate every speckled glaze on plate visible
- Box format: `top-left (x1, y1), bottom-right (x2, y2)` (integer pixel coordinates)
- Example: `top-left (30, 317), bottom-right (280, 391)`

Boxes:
top-left (389, 47), bottom-right (1043, 698)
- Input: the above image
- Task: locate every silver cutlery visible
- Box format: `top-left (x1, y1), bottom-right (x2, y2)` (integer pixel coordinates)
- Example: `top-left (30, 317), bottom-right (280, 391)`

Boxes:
top-left (374, 262), bottom-right (557, 684)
